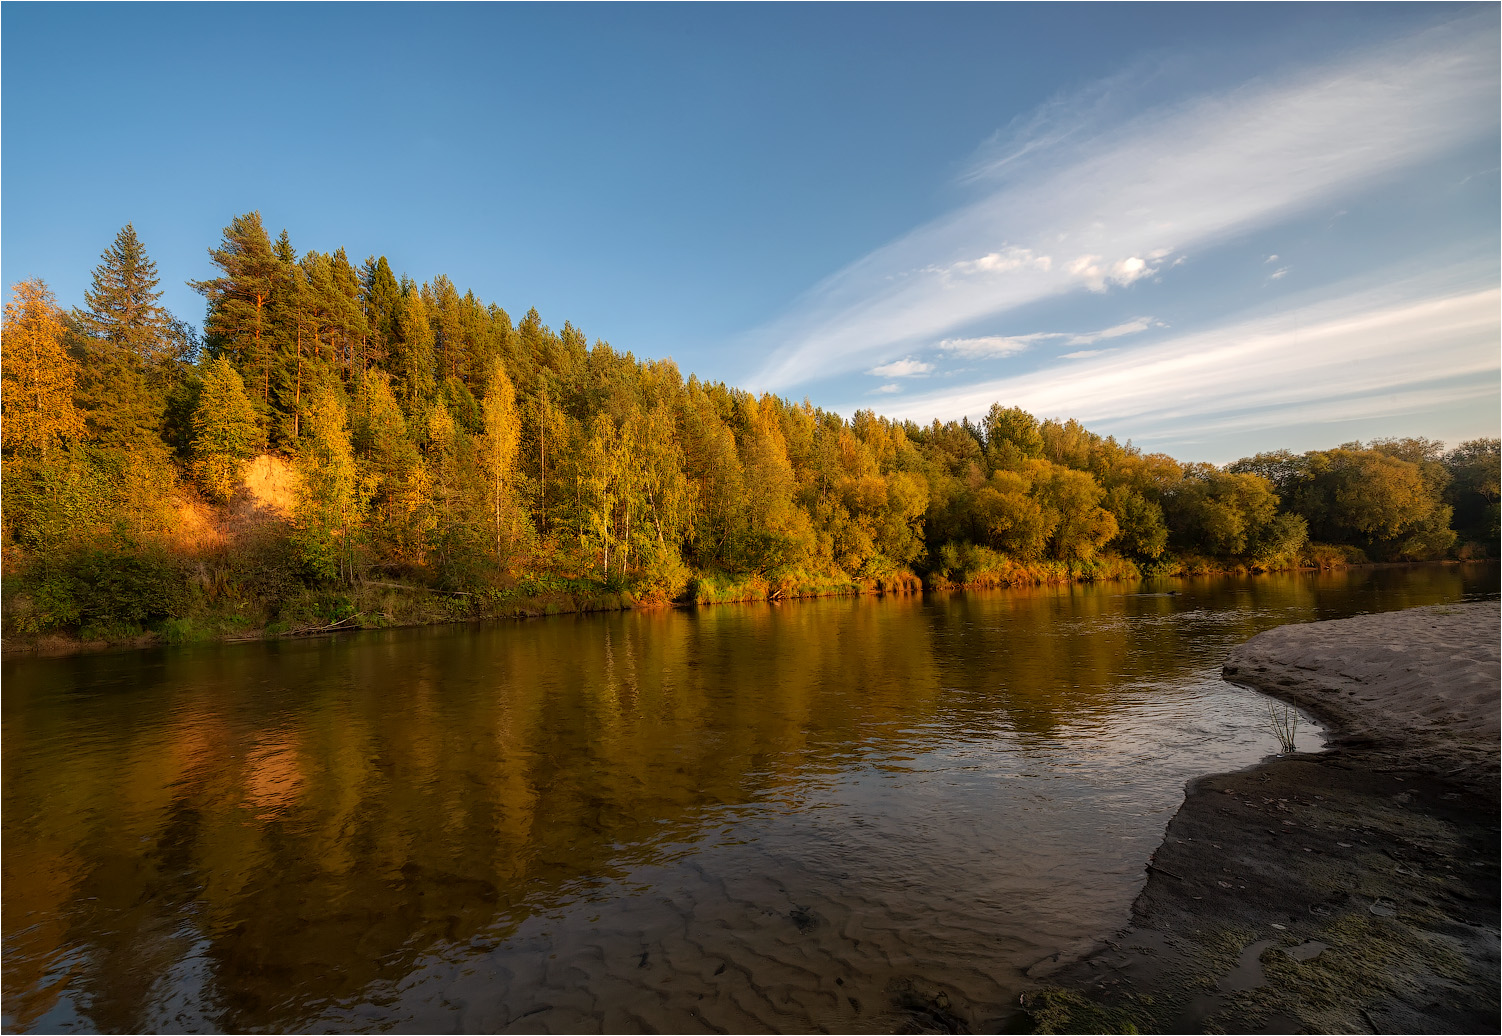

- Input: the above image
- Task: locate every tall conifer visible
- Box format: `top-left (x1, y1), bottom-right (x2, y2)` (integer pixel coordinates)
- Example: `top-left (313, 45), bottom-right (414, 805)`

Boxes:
top-left (72, 224), bottom-right (179, 447)
top-left (77, 223), bottom-right (174, 355)
top-left (191, 212), bottom-right (281, 406)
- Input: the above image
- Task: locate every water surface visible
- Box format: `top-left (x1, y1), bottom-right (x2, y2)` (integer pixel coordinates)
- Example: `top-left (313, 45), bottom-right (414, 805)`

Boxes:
top-left (4, 564), bottom-right (1496, 1032)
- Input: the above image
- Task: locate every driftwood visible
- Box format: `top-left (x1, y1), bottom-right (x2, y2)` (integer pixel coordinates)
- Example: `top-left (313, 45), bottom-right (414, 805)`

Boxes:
top-left (289, 613), bottom-right (364, 636)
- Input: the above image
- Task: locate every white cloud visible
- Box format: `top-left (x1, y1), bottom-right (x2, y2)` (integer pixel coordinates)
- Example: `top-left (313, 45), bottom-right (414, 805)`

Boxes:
top-left (867, 357), bottom-right (934, 377)
top-left (868, 267), bottom-right (1500, 442)
top-left (1265, 254), bottom-right (1281, 264)
top-left (747, 16), bottom-right (1499, 390)
top-left (872, 383), bottom-right (901, 394)
top-left (1060, 349), bottom-right (1113, 360)
top-left (940, 316), bottom-right (1160, 358)
top-left (939, 334), bottom-right (1044, 357)
top-left (1066, 254), bottom-right (1167, 291)
top-left (928, 247), bottom-right (1053, 278)
top-left (1268, 267), bottom-right (1289, 281)
top-left (1067, 316), bottom-right (1161, 345)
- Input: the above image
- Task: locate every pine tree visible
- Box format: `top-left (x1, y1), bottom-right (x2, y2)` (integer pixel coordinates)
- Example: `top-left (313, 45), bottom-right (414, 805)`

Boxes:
top-left (2, 280), bottom-right (86, 457)
top-left (191, 212), bottom-right (281, 406)
top-left (266, 230), bottom-right (311, 443)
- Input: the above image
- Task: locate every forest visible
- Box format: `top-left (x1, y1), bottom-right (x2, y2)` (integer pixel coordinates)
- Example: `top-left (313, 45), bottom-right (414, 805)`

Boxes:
top-left (3, 215), bottom-right (1498, 646)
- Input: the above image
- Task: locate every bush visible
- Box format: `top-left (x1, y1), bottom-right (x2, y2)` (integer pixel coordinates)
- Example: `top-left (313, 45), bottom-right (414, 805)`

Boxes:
top-left (13, 546), bottom-right (188, 638)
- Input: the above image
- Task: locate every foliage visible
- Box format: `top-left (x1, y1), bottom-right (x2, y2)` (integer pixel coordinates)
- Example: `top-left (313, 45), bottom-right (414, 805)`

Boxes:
top-left (3, 280), bottom-right (87, 456)
top-left (191, 356), bottom-right (263, 501)
top-left (291, 385), bottom-right (372, 583)
top-left (1443, 438), bottom-right (1500, 554)
top-left (1229, 440), bottom-right (1455, 561)
top-left (3, 212), bottom-right (1486, 647)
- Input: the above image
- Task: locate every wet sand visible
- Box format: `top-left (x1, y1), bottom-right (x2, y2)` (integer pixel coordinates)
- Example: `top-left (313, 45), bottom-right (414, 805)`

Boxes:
top-left (1026, 602), bottom-right (1500, 1034)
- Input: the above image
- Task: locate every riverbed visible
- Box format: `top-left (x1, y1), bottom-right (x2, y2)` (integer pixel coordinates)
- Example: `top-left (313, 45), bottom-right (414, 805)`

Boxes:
top-left (3, 564), bottom-right (1495, 1032)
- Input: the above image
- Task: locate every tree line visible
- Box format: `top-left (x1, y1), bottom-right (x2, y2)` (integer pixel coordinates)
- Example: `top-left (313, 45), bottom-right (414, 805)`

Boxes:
top-left (3, 215), bottom-right (1497, 641)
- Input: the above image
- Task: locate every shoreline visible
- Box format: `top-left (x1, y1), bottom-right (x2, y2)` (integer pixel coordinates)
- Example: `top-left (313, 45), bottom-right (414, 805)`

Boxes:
top-left (3, 559), bottom-right (1489, 661)
top-left (1024, 602), bottom-right (1501, 1034)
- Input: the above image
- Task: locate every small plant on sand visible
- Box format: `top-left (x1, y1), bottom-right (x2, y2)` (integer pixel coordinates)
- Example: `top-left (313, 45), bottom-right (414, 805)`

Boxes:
top-left (1268, 702), bottom-right (1299, 754)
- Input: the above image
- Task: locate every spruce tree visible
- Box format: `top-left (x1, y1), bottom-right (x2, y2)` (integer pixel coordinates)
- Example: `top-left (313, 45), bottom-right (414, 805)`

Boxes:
top-left (77, 223), bottom-right (175, 355)
top-left (359, 255), bottom-right (401, 373)
top-left (71, 224), bottom-right (181, 447)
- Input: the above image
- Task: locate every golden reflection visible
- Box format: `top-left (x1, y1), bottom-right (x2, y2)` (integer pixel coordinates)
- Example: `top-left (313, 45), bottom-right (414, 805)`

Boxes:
top-left (242, 737), bottom-right (305, 819)
top-left (0, 564), bottom-right (1492, 1032)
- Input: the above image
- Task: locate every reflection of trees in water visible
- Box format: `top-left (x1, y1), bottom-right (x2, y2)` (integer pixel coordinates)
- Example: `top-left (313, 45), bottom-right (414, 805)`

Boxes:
top-left (1, 564), bottom-right (1491, 1030)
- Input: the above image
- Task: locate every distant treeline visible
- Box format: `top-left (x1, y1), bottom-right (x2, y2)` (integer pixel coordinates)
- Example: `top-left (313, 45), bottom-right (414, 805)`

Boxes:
top-left (3, 215), bottom-right (1497, 643)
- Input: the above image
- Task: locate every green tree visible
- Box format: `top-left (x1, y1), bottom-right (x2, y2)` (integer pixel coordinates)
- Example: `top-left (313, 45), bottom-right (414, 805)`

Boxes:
top-left (293, 386), bottom-right (370, 583)
top-left (984, 404), bottom-right (1044, 469)
top-left (1104, 485), bottom-right (1168, 559)
top-left (352, 370), bottom-right (433, 566)
top-left (1165, 466), bottom-right (1280, 558)
top-left (390, 281), bottom-right (437, 414)
top-left (75, 223), bottom-right (175, 355)
top-left (1444, 438), bottom-right (1500, 552)
top-left (971, 470), bottom-right (1047, 559)
top-left (191, 212), bottom-right (282, 406)
top-left (527, 377), bottom-right (568, 536)
top-left (1033, 462), bottom-right (1119, 561)
top-left (191, 357), bottom-right (262, 502)
top-left (266, 229), bottom-right (315, 443)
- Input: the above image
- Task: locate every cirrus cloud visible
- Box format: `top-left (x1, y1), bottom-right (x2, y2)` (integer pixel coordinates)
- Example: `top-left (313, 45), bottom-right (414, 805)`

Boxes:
top-left (745, 15), bottom-right (1499, 391)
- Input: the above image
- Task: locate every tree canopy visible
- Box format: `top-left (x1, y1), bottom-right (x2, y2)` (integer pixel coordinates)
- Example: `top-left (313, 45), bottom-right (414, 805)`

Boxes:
top-left (3, 215), bottom-right (1495, 643)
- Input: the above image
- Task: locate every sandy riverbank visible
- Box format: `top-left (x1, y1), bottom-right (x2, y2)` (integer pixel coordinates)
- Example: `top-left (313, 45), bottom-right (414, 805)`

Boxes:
top-left (1023, 602), bottom-right (1500, 1034)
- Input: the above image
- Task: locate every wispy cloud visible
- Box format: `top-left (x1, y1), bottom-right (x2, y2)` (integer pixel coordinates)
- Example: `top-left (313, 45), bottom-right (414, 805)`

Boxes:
top-left (872, 383), bottom-right (901, 395)
top-left (869, 269), bottom-right (1500, 440)
top-left (867, 357), bottom-right (933, 377)
top-left (1268, 267), bottom-right (1289, 281)
top-left (747, 16), bottom-right (1498, 390)
top-left (1066, 317), bottom-right (1161, 346)
top-left (938, 316), bottom-right (1161, 358)
top-left (1060, 349), bottom-right (1112, 360)
top-left (939, 334), bottom-right (1045, 357)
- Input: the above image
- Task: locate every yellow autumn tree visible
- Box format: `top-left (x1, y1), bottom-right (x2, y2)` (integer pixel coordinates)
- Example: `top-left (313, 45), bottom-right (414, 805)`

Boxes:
top-left (477, 356), bottom-right (522, 559)
top-left (2, 280), bottom-right (86, 456)
top-left (293, 385), bottom-right (371, 583)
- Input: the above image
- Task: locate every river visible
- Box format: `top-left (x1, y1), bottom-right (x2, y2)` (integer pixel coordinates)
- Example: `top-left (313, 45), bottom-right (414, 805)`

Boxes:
top-left (3, 564), bottom-right (1496, 1033)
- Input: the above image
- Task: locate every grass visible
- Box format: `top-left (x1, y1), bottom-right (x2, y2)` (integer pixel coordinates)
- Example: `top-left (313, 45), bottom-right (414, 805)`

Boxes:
top-left (1019, 988), bottom-right (1146, 1034)
top-left (1268, 702), bottom-right (1299, 754)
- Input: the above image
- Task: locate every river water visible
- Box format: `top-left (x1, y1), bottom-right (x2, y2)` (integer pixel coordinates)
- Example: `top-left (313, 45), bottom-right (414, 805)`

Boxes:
top-left (3, 564), bottom-right (1496, 1033)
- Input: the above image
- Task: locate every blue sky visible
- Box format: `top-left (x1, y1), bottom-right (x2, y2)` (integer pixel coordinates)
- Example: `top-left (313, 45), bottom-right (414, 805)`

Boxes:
top-left (3, 3), bottom-right (1497, 462)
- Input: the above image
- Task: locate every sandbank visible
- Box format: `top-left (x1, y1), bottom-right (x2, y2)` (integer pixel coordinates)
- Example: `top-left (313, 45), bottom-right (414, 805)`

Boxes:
top-left (1024, 602), bottom-right (1500, 1034)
